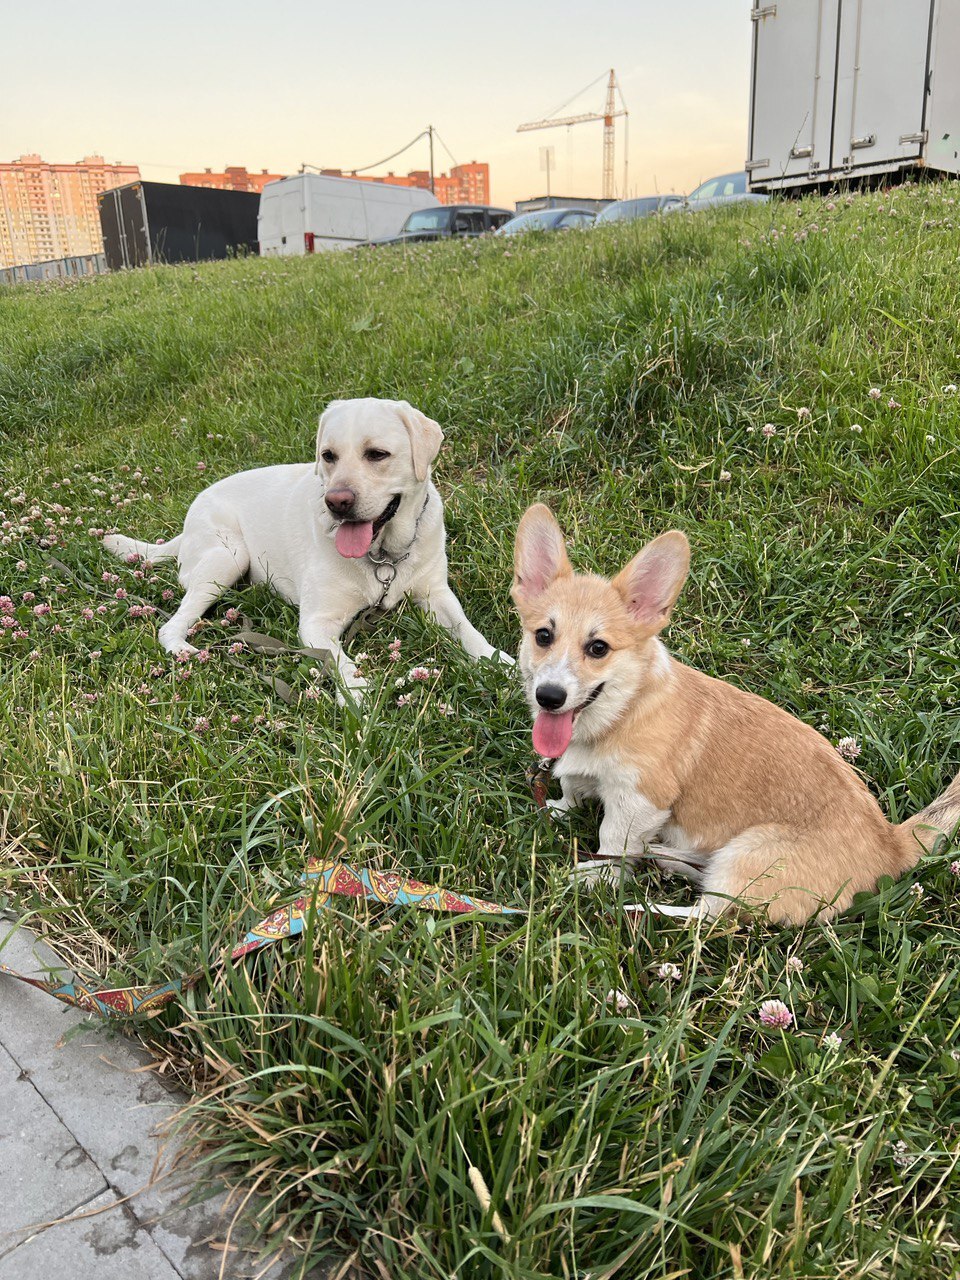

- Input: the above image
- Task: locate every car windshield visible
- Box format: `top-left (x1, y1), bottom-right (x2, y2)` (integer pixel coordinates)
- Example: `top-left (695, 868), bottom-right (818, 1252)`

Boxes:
top-left (502, 211), bottom-right (558, 232)
top-left (688, 172), bottom-right (746, 200)
top-left (598, 197), bottom-right (665, 223)
top-left (402, 209), bottom-right (450, 232)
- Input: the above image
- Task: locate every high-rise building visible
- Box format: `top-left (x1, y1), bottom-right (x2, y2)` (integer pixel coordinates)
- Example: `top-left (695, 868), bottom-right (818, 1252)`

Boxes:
top-left (318, 161), bottom-right (491, 207)
top-left (0, 154), bottom-right (140, 268)
top-left (179, 166), bottom-right (285, 193)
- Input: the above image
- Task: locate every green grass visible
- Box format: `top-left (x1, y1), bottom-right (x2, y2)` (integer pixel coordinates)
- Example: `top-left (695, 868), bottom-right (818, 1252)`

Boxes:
top-left (3, 183), bottom-right (960, 1278)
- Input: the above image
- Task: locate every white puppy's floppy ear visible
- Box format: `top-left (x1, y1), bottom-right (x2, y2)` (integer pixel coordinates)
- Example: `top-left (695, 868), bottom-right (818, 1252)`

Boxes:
top-left (512, 504), bottom-right (572, 605)
top-left (395, 401), bottom-right (443, 482)
top-left (612, 531), bottom-right (690, 633)
top-left (315, 400), bottom-right (346, 474)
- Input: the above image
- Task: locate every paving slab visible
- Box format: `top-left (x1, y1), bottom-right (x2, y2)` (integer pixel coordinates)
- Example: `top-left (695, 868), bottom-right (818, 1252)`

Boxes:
top-left (0, 918), bottom-right (333, 1279)
top-left (0, 1189), bottom-right (183, 1280)
top-left (0, 1041), bottom-right (107, 1254)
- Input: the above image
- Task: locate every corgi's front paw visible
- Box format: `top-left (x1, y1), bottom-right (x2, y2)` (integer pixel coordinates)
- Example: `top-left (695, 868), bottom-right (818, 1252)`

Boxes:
top-left (570, 856), bottom-right (635, 890)
top-left (546, 797), bottom-right (574, 821)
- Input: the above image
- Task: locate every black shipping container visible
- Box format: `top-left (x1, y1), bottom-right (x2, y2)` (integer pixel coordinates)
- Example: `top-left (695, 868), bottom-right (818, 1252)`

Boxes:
top-left (98, 181), bottom-right (260, 270)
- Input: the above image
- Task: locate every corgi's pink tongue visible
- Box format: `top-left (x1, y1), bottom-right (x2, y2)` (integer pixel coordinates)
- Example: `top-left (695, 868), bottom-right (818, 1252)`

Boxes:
top-left (335, 521), bottom-right (374, 558)
top-left (533, 709), bottom-right (575, 759)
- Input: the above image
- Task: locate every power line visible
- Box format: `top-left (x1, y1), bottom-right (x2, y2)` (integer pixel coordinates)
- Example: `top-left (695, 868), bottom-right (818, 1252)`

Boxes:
top-left (431, 128), bottom-right (460, 171)
top-left (302, 129), bottom-right (429, 177)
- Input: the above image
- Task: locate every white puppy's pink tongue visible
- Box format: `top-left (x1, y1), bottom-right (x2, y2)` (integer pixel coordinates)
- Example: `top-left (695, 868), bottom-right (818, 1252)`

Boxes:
top-left (533, 710), bottom-right (575, 759)
top-left (335, 521), bottom-right (374, 558)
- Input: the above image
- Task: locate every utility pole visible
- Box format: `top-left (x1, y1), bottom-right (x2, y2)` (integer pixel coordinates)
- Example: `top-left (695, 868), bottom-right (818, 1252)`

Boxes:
top-left (540, 146), bottom-right (554, 199)
top-left (428, 125), bottom-right (435, 195)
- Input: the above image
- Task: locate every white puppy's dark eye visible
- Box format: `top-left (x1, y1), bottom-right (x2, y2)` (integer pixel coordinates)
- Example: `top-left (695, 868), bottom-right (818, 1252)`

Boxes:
top-left (534, 627), bottom-right (552, 648)
top-left (320, 449), bottom-right (337, 464)
top-left (585, 639), bottom-right (610, 659)
top-left (365, 449), bottom-right (391, 462)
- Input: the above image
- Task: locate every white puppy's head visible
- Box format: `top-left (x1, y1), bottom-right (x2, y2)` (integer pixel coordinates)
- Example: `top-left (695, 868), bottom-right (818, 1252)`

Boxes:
top-left (315, 398), bottom-right (443, 559)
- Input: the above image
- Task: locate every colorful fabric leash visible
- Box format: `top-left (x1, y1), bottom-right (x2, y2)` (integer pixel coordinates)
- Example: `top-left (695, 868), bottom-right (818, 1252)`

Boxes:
top-left (0, 858), bottom-right (522, 1020)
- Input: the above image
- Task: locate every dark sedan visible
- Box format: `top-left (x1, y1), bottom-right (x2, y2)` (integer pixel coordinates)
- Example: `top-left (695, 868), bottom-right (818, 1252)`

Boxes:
top-left (369, 205), bottom-right (512, 246)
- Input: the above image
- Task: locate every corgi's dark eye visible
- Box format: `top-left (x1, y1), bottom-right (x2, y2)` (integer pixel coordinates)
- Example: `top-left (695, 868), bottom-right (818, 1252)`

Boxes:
top-left (534, 628), bottom-right (553, 648)
top-left (365, 449), bottom-right (390, 462)
top-left (586, 639), bottom-right (610, 659)
top-left (320, 449), bottom-right (337, 464)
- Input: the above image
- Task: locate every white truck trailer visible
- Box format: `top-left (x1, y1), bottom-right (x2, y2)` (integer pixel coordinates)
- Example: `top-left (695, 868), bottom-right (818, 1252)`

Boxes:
top-left (747, 0), bottom-right (960, 192)
top-left (258, 174), bottom-right (441, 256)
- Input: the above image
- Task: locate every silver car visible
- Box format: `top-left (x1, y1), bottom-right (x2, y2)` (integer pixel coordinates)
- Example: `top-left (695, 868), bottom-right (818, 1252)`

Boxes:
top-left (595, 195), bottom-right (682, 224)
top-left (664, 171), bottom-right (769, 214)
top-left (497, 208), bottom-right (596, 235)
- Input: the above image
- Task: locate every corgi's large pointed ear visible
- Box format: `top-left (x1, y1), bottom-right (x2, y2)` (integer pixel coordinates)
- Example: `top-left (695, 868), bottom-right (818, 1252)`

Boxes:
top-left (612, 531), bottom-right (690, 633)
top-left (315, 400), bottom-right (346, 474)
top-left (512, 504), bottom-right (572, 605)
top-left (395, 401), bottom-right (444, 482)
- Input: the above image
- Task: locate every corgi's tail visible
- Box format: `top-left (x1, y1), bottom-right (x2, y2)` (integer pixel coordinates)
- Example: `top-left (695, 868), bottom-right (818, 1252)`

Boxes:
top-left (899, 769), bottom-right (960, 858)
top-left (102, 532), bottom-right (183, 563)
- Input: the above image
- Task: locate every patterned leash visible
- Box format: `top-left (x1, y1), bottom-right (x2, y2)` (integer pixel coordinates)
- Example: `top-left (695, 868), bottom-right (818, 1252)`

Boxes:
top-left (0, 858), bottom-right (522, 1019)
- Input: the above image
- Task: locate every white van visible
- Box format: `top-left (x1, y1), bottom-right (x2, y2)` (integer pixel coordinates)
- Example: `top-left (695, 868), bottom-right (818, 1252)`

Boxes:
top-left (257, 174), bottom-right (441, 256)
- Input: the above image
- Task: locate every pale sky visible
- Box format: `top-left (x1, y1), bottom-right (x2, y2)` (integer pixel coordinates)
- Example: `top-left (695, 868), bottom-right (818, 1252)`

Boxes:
top-left (6, 1), bottom-right (752, 206)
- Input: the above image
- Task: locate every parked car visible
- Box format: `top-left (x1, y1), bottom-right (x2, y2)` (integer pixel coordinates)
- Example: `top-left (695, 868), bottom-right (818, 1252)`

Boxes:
top-left (497, 207), bottom-right (596, 235)
top-left (663, 171), bottom-right (769, 214)
top-left (369, 204), bottom-right (512, 246)
top-left (595, 195), bottom-right (682, 224)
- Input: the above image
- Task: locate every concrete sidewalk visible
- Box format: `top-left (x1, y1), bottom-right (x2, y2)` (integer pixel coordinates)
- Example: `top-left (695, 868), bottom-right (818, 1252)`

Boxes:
top-left (0, 918), bottom-right (327, 1280)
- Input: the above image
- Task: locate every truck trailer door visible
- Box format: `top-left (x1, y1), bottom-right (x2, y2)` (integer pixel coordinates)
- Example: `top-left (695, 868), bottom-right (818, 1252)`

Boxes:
top-left (748, 0), bottom-right (840, 188)
top-left (831, 0), bottom-right (934, 173)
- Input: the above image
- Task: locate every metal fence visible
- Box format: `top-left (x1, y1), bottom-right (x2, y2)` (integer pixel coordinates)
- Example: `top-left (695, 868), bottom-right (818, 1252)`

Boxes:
top-left (0, 253), bottom-right (108, 286)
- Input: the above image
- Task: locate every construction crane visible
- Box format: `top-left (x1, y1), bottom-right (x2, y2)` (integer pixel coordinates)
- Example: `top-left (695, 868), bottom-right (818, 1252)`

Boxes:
top-left (517, 70), bottom-right (628, 201)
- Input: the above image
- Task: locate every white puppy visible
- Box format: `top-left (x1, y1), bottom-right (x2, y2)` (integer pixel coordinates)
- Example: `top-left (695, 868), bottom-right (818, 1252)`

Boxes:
top-left (103, 397), bottom-right (509, 696)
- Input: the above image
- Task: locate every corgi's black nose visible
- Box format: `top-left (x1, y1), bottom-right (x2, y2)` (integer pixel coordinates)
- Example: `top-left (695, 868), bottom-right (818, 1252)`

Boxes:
top-left (536, 683), bottom-right (567, 710)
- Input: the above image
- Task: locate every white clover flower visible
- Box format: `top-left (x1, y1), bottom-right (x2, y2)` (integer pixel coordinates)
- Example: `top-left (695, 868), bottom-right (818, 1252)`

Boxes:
top-left (605, 988), bottom-right (633, 1012)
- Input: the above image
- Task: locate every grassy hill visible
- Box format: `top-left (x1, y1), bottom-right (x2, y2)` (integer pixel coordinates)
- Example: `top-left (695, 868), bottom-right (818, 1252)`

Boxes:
top-left (2, 185), bottom-right (960, 1279)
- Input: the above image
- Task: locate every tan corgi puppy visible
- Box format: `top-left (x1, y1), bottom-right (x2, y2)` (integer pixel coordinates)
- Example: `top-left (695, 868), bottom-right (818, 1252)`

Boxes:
top-left (512, 503), bottom-right (960, 924)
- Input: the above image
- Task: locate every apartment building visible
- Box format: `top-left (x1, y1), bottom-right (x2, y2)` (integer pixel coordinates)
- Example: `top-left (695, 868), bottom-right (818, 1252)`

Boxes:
top-left (179, 166), bottom-right (285, 193)
top-left (0, 154), bottom-right (140, 268)
top-left (318, 161), bottom-right (490, 206)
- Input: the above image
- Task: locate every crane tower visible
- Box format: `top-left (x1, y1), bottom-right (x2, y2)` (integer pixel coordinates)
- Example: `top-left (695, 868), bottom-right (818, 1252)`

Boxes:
top-left (517, 69), bottom-right (628, 201)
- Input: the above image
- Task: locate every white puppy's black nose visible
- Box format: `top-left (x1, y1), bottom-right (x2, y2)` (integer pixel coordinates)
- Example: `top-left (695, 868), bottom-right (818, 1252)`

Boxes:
top-left (536, 683), bottom-right (567, 710)
top-left (325, 488), bottom-right (357, 517)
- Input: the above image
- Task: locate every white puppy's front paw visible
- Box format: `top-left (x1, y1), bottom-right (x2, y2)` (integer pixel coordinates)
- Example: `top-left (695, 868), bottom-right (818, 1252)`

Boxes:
top-left (158, 625), bottom-right (197, 658)
top-left (495, 650), bottom-right (516, 666)
top-left (570, 857), bottom-right (635, 890)
top-left (335, 675), bottom-right (368, 709)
